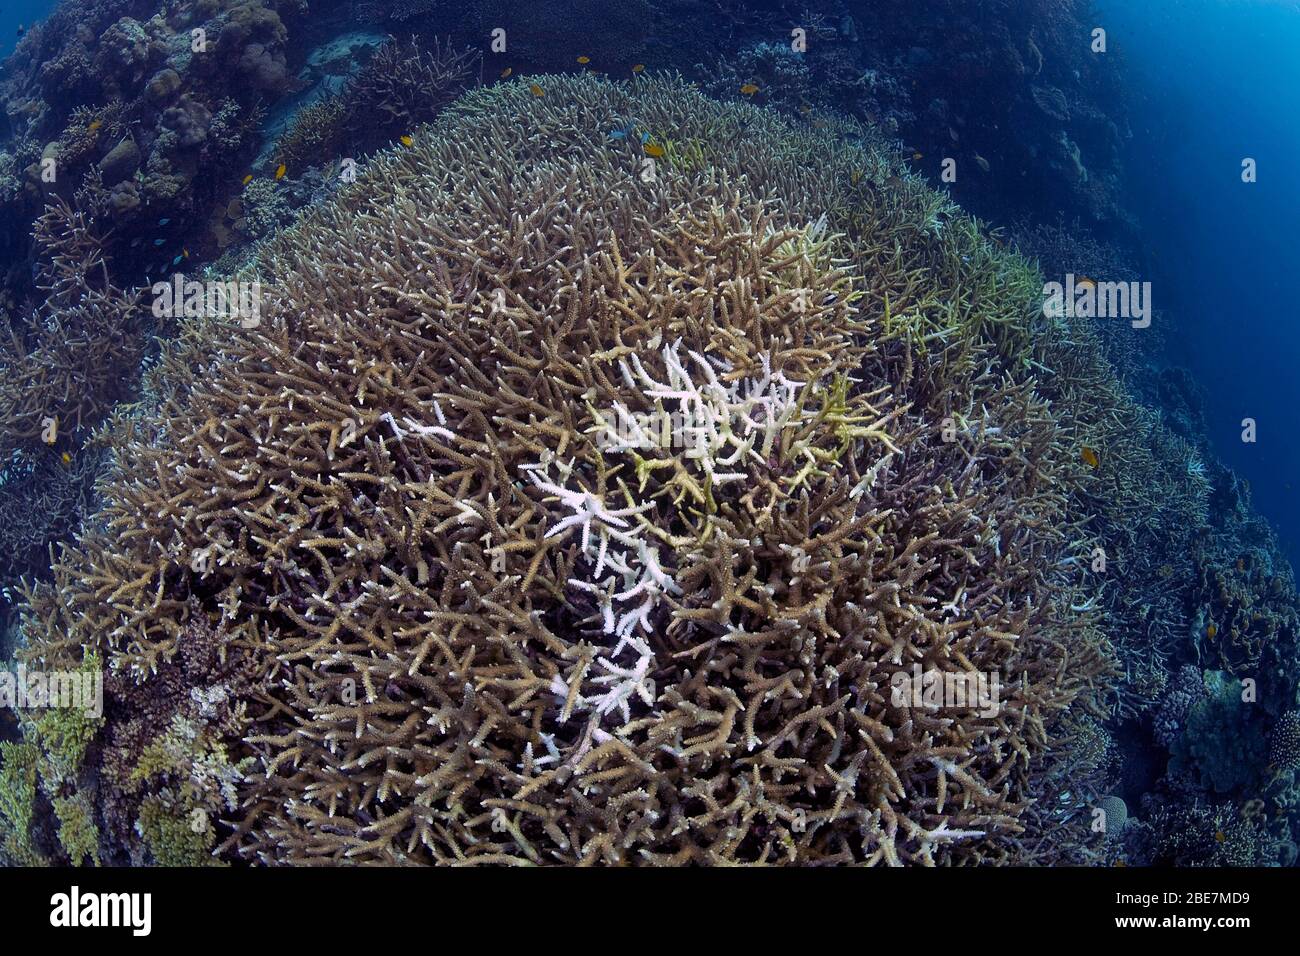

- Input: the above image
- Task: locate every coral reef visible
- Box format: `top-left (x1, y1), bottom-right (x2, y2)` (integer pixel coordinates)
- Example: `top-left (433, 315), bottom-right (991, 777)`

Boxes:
top-left (0, 2), bottom-right (1294, 872)
top-left (9, 74), bottom-right (1136, 866)
top-left (1125, 794), bottom-right (1293, 867)
top-left (0, 199), bottom-right (143, 463)
top-left (270, 35), bottom-right (478, 170)
top-left (0, 446), bottom-right (105, 621)
top-left (0, 0), bottom-right (300, 299)
top-left (678, 0), bottom-right (1132, 232)
top-left (1166, 670), bottom-right (1268, 794)
top-left (1093, 430), bottom-right (1300, 863)
top-left (0, 651), bottom-right (103, 866)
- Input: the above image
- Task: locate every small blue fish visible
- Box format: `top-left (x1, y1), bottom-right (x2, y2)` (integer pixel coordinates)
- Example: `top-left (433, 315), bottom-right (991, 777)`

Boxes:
top-left (172, 255), bottom-right (183, 265)
top-left (153, 238), bottom-right (165, 247)
top-left (158, 218), bottom-right (170, 226)
top-left (607, 129), bottom-right (627, 141)
top-left (640, 131), bottom-right (652, 145)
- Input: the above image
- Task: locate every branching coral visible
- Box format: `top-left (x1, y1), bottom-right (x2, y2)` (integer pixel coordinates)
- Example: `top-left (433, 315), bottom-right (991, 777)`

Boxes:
top-left (0, 446), bottom-right (104, 600)
top-left (270, 96), bottom-right (349, 170)
top-left (1032, 309), bottom-right (1212, 720)
top-left (352, 36), bottom-right (480, 130)
top-left (15, 74), bottom-right (1129, 866)
top-left (271, 35), bottom-right (479, 170)
top-left (1130, 794), bottom-right (1291, 866)
top-left (0, 199), bottom-right (144, 462)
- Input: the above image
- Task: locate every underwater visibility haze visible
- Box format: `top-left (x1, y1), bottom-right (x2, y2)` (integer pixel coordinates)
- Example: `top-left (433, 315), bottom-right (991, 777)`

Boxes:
top-left (0, 0), bottom-right (1297, 878)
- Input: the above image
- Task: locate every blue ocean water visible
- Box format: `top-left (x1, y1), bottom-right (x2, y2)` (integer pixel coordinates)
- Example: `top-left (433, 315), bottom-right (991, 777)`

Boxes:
top-left (1100, 0), bottom-right (1300, 571)
top-left (0, 0), bottom-right (55, 60)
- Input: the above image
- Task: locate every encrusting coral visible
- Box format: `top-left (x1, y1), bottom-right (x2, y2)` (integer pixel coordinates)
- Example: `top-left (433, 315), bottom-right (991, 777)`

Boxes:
top-left (10, 73), bottom-right (1144, 866)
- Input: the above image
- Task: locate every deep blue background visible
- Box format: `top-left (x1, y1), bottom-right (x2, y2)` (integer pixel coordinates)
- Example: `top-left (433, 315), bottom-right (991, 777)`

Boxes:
top-left (0, 0), bottom-right (56, 59)
top-left (1100, 0), bottom-right (1300, 571)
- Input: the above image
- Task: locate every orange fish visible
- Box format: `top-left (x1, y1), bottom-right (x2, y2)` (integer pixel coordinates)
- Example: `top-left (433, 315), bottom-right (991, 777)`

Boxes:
top-left (530, 83), bottom-right (545, 97)
top-left (1215, 830), bottom-right (1226, 843)
top-left (631, 64), bottom-right (645, 73)
top-left (644, 142), bottom-right (665, 158)
top-left (274, 163), bottom-right (287, 180)
top-left (60, 451), bottom-right (72, 466)
top-left (87, 118), bottom-right (102, 133)
top-left (500, 67), bottom-right (512, 79)
top-left (740, 83), bottom-right (759, 95)
top-left (400, 134), bottom-right (413, 147)
top-left (1081, 446), bottom-right (1099, 469)
top-left (242, 173), bottom-right (254, 185)
top-left (1077, 275), bottom-right (1096, 290)
top-left (576, 56), bottom-right (590, 64)
top-left (1207, 623), bottom-right (1217, 639)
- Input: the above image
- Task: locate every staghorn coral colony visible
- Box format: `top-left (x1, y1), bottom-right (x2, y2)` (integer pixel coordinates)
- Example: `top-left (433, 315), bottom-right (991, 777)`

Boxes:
top-left (0, 72), bottom-right (1195, 865)
top-left (0, 0), bottom-right (1298, 870)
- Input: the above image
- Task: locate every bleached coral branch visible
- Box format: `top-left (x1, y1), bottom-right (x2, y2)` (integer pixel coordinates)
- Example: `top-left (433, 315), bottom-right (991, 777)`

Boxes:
top-left (526, 457), bottom-right (682, 726)
top-left (381, 408), bottom-right (455, 442)
top-left (592, 339), bottom-right (817, 486)
top-left (590, 638), bottom-right (657, 724)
